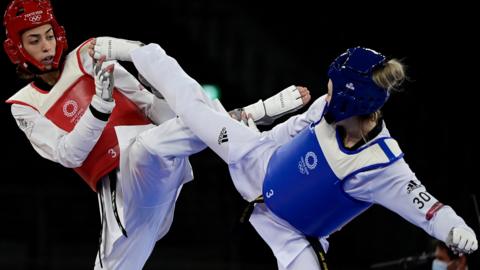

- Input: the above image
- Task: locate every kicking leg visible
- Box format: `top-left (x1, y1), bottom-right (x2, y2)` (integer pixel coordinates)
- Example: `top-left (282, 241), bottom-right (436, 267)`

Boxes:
top-left (131, 43), bottom-right (260, 164)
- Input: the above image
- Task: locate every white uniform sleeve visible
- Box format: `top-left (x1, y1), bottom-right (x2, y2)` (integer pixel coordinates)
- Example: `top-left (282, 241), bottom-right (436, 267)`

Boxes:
top-left (11, 103), bottom-right (108, 168)
top-left (111, 62), bottom-right (176, 125)
top-left (344, 159), bottom-right (471, 242)
top-left (262, 95), bottom-right (327, 145)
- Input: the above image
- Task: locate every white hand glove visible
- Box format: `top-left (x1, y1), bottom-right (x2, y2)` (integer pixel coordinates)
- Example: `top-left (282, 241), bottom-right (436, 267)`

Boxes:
top-left (93, 37), bottom-right (144, 62)
top-left (243, 85), bottom-right (304, 125)
top-left (229, 111), bottom-right (259, 132)
top-left (90, 57), bottom-right (115, 114)
top-left (446, 227), bottom-right (478, 254)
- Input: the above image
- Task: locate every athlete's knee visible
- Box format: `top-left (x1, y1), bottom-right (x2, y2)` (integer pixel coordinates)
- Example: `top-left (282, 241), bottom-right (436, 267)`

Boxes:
top-left (128, 135), bottom-right (174, 170)
top-left (125, 138), bottom-right (176, 205)
top-left (128, 136), bottom-right (156, 169)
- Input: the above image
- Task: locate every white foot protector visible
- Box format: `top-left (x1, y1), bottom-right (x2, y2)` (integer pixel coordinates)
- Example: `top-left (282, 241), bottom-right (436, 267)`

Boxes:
top-left (233, 85), bottom-right (304, 125)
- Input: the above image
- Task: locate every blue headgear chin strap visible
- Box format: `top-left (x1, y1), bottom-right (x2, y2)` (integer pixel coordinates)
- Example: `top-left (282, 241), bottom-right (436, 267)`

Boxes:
top-left (325, 47), bottom-right (387, 123)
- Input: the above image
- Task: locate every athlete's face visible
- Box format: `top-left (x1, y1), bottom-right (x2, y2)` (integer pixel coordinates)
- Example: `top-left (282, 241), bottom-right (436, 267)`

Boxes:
top-left (21, 24), bottom-right (56, 70)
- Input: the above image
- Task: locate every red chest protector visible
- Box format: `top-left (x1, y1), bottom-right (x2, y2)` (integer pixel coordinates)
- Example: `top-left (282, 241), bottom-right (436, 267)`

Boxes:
top-left (7, 39), bottom-right (151, 191)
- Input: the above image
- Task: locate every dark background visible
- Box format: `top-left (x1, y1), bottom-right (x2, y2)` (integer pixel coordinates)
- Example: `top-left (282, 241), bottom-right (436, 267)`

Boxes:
top-left (1, 0), bottom-right (479, 269)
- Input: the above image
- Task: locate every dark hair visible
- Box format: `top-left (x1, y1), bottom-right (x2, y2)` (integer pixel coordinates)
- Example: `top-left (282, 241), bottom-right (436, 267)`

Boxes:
top-left (16, 65), bottom-right (35, 81)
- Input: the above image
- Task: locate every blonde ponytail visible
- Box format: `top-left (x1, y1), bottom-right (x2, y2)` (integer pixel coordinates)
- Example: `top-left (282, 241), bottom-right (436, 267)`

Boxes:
top-left (372, 59), bottom-right (406, 92)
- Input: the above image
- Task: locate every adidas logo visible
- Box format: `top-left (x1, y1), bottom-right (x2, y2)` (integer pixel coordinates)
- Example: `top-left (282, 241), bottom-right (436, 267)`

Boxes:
top-left (218, 127), bottom-right (229, 144)
top-left (346, 82), bottom-right (355, 90)
top-left (407, 180), bottom-right (422, 194)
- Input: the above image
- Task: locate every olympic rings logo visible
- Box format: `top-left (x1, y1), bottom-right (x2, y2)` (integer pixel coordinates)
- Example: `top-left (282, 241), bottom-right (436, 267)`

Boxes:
top-left (304, 151), bottom-right (318, 170)
top-left (28, 15), bottom-right (42, 23)
top-left (298, 151), bottom-right (318, 175)
top-left (63, 100), bottom-right (79, 118)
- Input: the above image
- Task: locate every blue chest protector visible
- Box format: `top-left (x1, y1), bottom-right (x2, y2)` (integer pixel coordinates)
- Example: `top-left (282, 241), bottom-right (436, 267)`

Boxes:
top-left (262, 120), bottom-right (403, 237)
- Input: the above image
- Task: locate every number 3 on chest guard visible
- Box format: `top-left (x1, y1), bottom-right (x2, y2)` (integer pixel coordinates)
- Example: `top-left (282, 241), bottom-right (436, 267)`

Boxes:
top-left (108, 148), bottom-right (117, 158)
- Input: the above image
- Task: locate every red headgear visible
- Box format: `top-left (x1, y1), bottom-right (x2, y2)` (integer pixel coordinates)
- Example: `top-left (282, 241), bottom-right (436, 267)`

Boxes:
top-left (3, 0), bottom-right (67, 71)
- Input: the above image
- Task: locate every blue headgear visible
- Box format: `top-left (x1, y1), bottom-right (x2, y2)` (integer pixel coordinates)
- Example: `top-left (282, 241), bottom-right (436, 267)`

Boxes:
top-left (326, 47), bottom-right (387, 122)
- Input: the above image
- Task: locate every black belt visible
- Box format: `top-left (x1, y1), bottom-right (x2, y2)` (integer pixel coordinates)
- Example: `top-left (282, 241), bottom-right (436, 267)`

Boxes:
top-left (240, 195), bottom-right (329, 270)
top-left (96, 170), bottom-right (128, 268)
top-left (306, 235), bottom-right (329, 270)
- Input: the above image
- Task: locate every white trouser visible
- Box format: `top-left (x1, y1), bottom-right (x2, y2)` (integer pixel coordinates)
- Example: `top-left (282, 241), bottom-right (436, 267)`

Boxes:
top-left (131, 44), bottom-right (328, 269)
top-left (94, 96), bottom-right (228, 269)
top-left (277, 247), bottom-right (319, 270)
